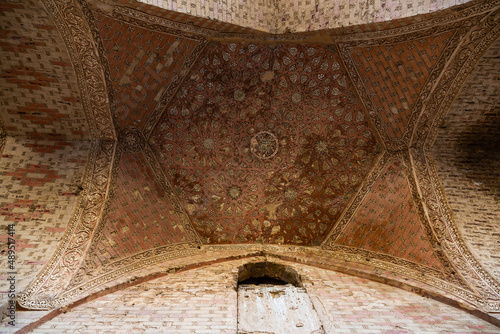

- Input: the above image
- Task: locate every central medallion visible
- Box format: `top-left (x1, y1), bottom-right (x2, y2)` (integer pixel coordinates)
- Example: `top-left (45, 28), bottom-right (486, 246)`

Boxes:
top-left (228, 186), bottom-right (242, 200)
top-left (120, 127), bottom-right (145, 153)
top-left (203, 138), bottom-right (215, 151)
top-left (314, 140), bottom-right (329, 154)
top-left (250, 131), bottom-right (279, 160)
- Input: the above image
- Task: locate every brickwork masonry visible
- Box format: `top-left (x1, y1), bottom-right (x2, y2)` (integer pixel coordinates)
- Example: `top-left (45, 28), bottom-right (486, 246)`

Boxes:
top-left (0, 137), bottom-right (91, 321)
top-left (23, 259), bottom-right (500, 333)
top-left (138, 0), bottom-right (474, 33)
top-left (0, 0), bottom-right (90, 141)
top-left (432, 37), bottom-right (500, 282)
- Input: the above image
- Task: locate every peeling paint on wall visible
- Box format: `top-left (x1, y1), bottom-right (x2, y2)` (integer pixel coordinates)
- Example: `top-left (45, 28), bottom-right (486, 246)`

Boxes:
top-left (238, 284), bottom-right (324, 334)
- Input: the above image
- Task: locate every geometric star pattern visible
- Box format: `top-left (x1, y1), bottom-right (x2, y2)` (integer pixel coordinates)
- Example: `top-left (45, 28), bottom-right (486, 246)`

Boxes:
top-left (150, 42), bottom-right (381, 245)
top-left (4, 0), bottom-right (499, 320)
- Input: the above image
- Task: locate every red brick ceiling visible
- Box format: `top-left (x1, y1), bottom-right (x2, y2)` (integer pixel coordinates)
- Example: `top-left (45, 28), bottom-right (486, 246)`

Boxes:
top-left (94, 12), bottom-right (204, 131)
top-left (349, 30), bottom-right (454, 139)
top-left (149, 42), bottom-right (381, 245)
top-left (87, 151), bottom-right (198, 269)
top-left (7, 0), bottom-right (500, 315)
top-left (332, 157), bottom-right (445, 271)
top-left (340, 28), bottom-right (458, 150)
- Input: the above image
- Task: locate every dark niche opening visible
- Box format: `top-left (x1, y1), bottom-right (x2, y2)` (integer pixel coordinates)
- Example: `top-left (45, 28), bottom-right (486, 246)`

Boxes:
top-left (237, 262), bottom-right (302, 287)
top-left (239, 276), bottom-right (287, 285)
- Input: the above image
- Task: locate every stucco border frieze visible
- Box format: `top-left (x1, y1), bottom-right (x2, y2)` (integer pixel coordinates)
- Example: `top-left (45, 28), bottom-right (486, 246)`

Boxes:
top-left (40, 0), bottom-right (116, 141)
top-left (337, 22), bottom-right (470, 151)
top-left (421, 7), bottom-right (500, 150)
top-left (410, 148), bottom-right (500, 312)
top-left (18, 140), bottom-right (117, 309)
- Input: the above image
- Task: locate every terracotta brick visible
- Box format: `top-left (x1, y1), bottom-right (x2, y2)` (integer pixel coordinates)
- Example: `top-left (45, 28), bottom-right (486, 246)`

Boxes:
top-left (86, 151), bottom-right (195, 267)
top-left (0, 136), bottom-right (91, 315)
top-left (0, 0), bottom-right (89, 140)
top-left (23, 259), bottom-right (500, 333)
top-left (150, 41), bottom-right (381, 245)
top-left (431, 38), bottom-right (500, 282)
top-left (349, 30), bottom-right (454, 140)
top-left (92, 12), bottom-right (201, 131)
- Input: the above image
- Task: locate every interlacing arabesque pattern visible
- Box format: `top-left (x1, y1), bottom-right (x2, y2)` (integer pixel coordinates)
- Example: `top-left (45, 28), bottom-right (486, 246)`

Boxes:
top-left (16, 0), bottom-right (117, 309)
top-left (150, 42), bottom-right (380, 245)
top-left (16, 0), bottom-right (500, 314)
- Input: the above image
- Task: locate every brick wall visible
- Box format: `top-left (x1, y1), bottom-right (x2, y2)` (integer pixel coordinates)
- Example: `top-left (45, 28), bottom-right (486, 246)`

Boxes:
top-left (0, 137), bottom-right (91, 314)
top-left (138, 0), bottom-right (473, 33)
top-left (300, 264), bottom-right (499, 333)
top-left (33, 260), bottom-right (239, 333)
top-left (275, 0), bottom-right (472, 33)
top-left (138, 0), bottom-right (275, 33)
top-left (0, 0), bottom-right (89, 141)
top-left (431, 38), bottom-right (500, 282)
top-left (26, 258), bottom-right (499, 333)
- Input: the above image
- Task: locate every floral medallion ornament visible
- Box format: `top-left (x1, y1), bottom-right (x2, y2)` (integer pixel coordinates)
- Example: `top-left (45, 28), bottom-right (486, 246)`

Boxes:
top-left (119, 127), bottom-right (146, 153)
top-left (250, 131), bottom-right (279, 160)
top-left (228, 185), bottom-right (242, 200)
top-left (151, 42), bottom-right (381, 245)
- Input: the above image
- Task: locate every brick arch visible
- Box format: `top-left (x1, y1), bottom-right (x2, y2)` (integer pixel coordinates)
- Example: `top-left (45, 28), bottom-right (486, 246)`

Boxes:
top-left (7, 1), bottom-right (500, 330)
top-left (135, 0), bottom-right (477, 34)
top-left (14, 250), bottom-right (500, 332)
top-left (238, 261), bottom-right (302, 287)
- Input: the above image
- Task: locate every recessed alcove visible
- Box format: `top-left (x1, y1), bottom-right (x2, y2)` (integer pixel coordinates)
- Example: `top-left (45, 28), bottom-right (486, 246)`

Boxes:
top-left (237, 262), bottom-right (324, 334)
top-left (237, 261), bottom-right (302, 287)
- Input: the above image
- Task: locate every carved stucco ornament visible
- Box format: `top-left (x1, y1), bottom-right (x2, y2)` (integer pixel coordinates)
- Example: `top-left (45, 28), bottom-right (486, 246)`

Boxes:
top-left (18, 140), bottom-right (116, 309)
top-left (119, 127), bottom-right (146, 153)
top-left (250, 131), bottom-right (279, 160)
top-left (40, 0), bottom-right (115, 141)
top-left (16, 0), bottom-right (500, 314)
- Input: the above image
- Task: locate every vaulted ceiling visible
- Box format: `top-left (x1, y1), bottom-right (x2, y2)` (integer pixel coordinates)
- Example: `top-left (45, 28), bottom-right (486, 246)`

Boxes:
top-left (1, 0), bottom-right (499, 327)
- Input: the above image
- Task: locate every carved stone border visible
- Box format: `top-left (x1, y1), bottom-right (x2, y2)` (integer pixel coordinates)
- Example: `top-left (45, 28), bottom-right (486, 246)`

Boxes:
top-left (67, 138), bottom-right (201, 291)
top-left (18, 0), bottom-right (118, 310)
top-left (112, 0), bottom-right (500, 42)
top-left (326, 245), bottom-right (450, 283)
top-left (112, 5), bottom-right (305, 41)
top-left (54, 243), bottom-right (200, 308)
top-left (399, 150), bottom-right (468, 288)
top-left (143, 142), bottom-right (202, 243)
top-left (83, 3), bottom-right (209, 137)
top-left (15, 249), bottom-right (500, 333)
top-left (18, 140), bottom-right (117, 309)
top-left (411, 149), bottom-right (500, 312)
top-left (206, 244), bottom-right (488, 309)
top-left (23, 239), bottom-right (488, 311)
top-left (79, 0), bottom-right (118, 129)
top-left (321, 151), bottom-right (389, 245)
top-left (405, 6), bottom-right (500, 311)
top-left (142, 38), bottom-right (208, 137)
top-left (328, 0), bottom-right (500, 43)
top-left (16, 0), bottom-right (500, 312)
top-left (0, 118), bottom-right (6, 154)
top-left (422, 7), bottom-right (500, 150)
top-left (41, 0), bottom-right (115, 141)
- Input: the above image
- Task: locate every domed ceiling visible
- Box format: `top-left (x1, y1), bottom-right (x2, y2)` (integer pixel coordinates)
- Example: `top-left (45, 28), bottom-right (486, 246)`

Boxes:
top-left (1, 0), bottom-right (499, 325)
top-left (149, 42), bottom-right (381, 245)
